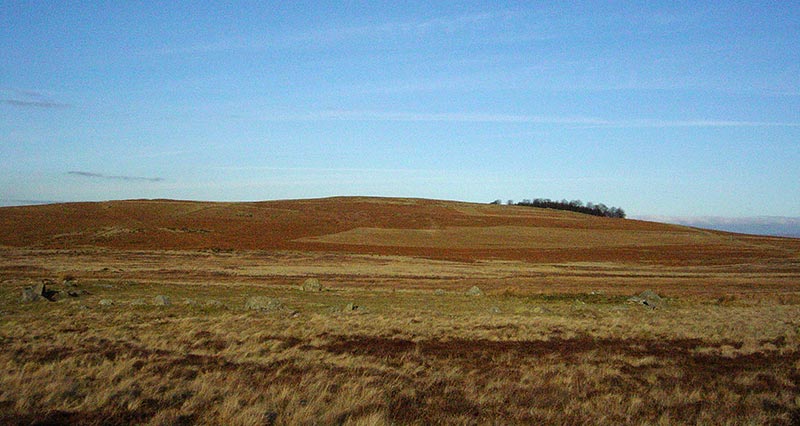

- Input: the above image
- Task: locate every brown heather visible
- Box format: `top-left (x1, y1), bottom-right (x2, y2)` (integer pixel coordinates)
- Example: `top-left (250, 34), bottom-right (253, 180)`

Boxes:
top-left (0, 197), bottom-right (799, 425)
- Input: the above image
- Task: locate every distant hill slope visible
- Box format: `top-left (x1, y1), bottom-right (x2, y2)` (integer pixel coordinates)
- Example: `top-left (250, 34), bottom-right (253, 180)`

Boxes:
top-left (0, 197), bottom-right (798, 264)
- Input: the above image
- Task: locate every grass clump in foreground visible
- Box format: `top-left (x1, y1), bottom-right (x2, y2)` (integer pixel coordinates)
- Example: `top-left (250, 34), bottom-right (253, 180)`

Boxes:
top-left (0, 281), bottom-right (799, 425)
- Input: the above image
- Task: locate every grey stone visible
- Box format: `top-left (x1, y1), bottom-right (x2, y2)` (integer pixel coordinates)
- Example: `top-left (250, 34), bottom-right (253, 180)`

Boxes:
top-left (20, 286), bottom-right (42, 302)
top-left (627, 290), bottom-right (665, 309)
top-left (466, 286), bottom-right (483, 296)
top-left (205, 299), bottom-right (225, 308)
top-left (33, 282), bottom-right (46, 297)
top-left (153, 295), bottom-right (171, 306)
top-left (99, 299), bottom-right (114, 306)
top-left (301, 278), bottom-right (323, 292)
top-left (245, 296), bottom-right (284, 312)
top-left (434, 289), bottom-right (446, 296)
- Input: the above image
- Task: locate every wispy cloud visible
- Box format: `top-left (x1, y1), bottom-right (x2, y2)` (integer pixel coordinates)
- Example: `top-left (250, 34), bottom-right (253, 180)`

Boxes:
top-left (255, 109), bottom-right (800, 128)
top-left (597, 119), bottom-right (800, 129)
top-left (2, 99), bottom-right (72, 109)
top-left (68, 171), bottom-right (164, 182)
top-left (294, 10), bottom-right (513, 42)
top-left (262, 110), bottom-right (606, 125)
top-left (151, 10), bottom-right (514, 55)
top-left (1, 89), bottom-right (73, 109)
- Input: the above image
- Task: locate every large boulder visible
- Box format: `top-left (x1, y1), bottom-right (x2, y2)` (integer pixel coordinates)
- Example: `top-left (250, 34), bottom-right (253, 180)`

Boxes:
top-left (301, 278), bottom-right (323, 292)
top-left (21, 280), bottom-right (58, 302)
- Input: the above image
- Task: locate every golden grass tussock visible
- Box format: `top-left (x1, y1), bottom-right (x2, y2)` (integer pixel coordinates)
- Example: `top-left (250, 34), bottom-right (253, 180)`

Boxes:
top-left (1, 273), bottom-right (799, 425)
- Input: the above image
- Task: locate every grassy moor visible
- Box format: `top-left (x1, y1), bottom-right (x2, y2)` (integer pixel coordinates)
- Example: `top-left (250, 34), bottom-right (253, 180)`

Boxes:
top-left (1, 197), bottom-right (799, 425)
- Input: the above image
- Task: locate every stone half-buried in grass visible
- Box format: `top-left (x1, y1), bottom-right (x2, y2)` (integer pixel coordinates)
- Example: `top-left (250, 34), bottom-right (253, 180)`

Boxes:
top-left (466, 286), bottom-right (484, 296)
top-left (301, 278), bottom-right (323, 292)
top-left (245, 296), bottom-right (298, 317)
top-left (627, 289), bottom-right (666, 309)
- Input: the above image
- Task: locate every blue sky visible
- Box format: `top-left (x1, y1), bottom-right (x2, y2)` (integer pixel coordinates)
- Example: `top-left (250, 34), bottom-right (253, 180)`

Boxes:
top-left (2, 1), bottom-right (799, 218)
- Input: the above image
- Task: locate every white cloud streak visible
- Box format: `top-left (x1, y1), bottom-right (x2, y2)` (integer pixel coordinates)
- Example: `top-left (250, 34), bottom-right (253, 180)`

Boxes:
top-left (151, 10), bottom-right (515, 55)
top-left (255, 110), bottom-right (800, 128)
top-left (68, 171), bottom-right (164, 182)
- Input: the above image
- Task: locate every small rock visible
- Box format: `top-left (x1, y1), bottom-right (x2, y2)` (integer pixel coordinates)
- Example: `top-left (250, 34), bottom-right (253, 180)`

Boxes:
top-left (153, 295), bottom-right (171, 306)
top-left (183, 298), bottom-right (200, 306)
top-left (434, 289), bottom-right (446, 296)
top-left (466, 286), bottom-right (483, 296)
top-left (301, 278), bottom-right (323, 292)
top-left (345, 302), bottom-right (358, 311)
top-left (49, 290), bottom-right (68, 302)
top-left (20, 286), bottom-right (42, 302)
top-left (627, 290), bottom-right (665, 309)
top-left (99, 299), bottom-right (114, 306)
top-left (490, 306), bottom-right (501, 314)
top-left (205, 300), bottom-right (225, 308)
top-left (245, 296), bottom-right (284, 312)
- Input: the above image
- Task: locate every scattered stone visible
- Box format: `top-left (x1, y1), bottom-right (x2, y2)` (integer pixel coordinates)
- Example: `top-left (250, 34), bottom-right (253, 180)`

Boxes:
top-left (153, 295), bottom-right (171, 306)
top-left (490, 306), bottom-right (501, 314)
top-left (20, 286), bottom-right (42, 302)
top-left (63, 277), bottom-right (78, 287)
top-left (627, 290), bottom-right (665, 309)
top-left (302, 278), bottom-right (323, 292)
top-left (33, 282), bottom-right (46, 298)
top-left (466, 286), bottom-right (483, 296)
top-left (434, 289), bottom-right (446, 296)
top-left (345, 302), bottom-right (358, 311)
top-left (21, 280), bottom-right (60, 302)
top-left (245, 296), bottom-right (284, 312)
top-left (49, 290), bottom-right (68, 302)
top-left (205, 300), bottom-right (225, 308)
top-left (530, 306), bottom-right (549, 314)
top-left (99, 299), bottom-right (114, 306)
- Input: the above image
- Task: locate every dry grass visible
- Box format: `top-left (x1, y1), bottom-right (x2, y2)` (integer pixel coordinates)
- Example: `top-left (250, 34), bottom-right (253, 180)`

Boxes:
top-left (0, 198), bottom-right (799, 424)
top-left (1, 248), bottom-right (799, 425)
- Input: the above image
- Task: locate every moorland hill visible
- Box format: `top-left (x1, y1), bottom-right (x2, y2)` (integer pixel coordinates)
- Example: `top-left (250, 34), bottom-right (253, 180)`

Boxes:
top-left (1, 197), bottom-right (797, 264)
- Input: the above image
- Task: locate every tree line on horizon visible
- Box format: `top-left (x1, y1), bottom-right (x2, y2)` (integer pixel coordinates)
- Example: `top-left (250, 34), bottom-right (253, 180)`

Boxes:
top-left (490, 198), bottom-right (626, 219)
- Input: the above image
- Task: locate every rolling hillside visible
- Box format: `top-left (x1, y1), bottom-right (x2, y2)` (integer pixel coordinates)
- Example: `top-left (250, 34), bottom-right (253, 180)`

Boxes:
top-left (0, 197), bottom-right (798, 264)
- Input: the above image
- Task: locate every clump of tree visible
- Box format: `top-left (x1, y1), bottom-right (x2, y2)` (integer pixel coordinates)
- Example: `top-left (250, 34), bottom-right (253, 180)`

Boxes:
top-left (490, 198), bottom-right (626, 218)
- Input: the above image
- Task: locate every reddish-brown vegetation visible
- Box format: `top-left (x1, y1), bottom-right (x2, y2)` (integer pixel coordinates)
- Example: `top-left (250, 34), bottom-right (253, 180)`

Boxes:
top-left (1, 197), bottom-right (799, 424)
